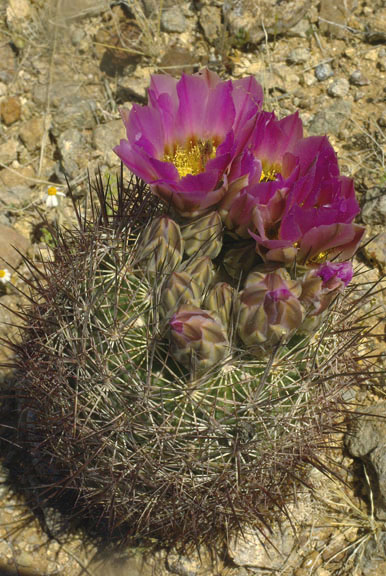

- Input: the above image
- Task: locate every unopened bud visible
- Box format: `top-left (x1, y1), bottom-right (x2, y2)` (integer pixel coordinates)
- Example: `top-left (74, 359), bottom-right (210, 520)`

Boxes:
top-left (238, 270), bottom-right (304, 348)
top-left (170, 305), bottom-right (229, 371)
top-left (135, 216), bottom-right (183, 277)
top-left (160, 271), bottom-right (202, 317)
top-left (182, 256), bottom-right (215, 292)
top-left (181, 211), bottom-right (223, 259)
top-left (204, 282), bottom-right (235, 330)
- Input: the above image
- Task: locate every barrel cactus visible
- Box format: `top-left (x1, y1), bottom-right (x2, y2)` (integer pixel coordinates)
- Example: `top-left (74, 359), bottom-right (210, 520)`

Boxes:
top-left (12, 70), bottom-right (372, 546)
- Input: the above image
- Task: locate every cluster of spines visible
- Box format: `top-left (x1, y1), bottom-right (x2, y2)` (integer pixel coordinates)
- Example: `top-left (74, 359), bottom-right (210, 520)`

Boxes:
top-left (1, 171), bottom-right (382, 547)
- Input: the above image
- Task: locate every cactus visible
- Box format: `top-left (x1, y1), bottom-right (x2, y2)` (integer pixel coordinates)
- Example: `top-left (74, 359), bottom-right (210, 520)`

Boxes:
top-left (8, 171), bottom-right (379, 547)
top-left (6, 70), bottom-right (380, 547)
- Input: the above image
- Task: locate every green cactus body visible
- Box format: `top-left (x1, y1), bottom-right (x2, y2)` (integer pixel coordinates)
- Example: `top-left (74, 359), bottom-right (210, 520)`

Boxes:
top-left (13, 175), bottom-right (375, 546)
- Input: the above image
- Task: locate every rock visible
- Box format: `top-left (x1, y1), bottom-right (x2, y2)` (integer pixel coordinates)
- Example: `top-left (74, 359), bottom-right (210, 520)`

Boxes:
top-left (59, 0), bottom-right (109, 18)
top-left (167, 547), bottom-right (212, 576)
top-left (0, 96), bottom-right (21, 125)
top-left (228, 524), bottom-right (296, 570)
top-left (314, 62), bottom-right (334, 81)
top-left (327, 78), bottom-right (350, 98)
top-left (58, 128), bottom-right (88, 180)
top-left (319, 0), bottom-right (356, 39)
top-left (0, 224), bottom-right (30, 269)
top-left (0, 43), bottom-right (16, 83)
top-left (199, 5), bottom-right (222, 44)
top-left (0, 185), bottom-right (31, 208)
top-left (0, 164), bottom-right (35, 188)
top-left (53, 99), bottom-right (97, 134)
top-left (93, 119), bottom-right (125, 167)
top-left (287, 47), bottom-right (310, 64)
top-left (364, 11), bottom-right (386, 45)
top-left (161, 8), bottom-right (186, 33)
top-left (308, 100), bottom-right (351, 135)
top-left (6, 0), bottom-right (33, 29)
top-left (0, 139), bottom-right (18, 166)
top-left (361, 233), bottom-right (386, 273)
top-left (349, 70), bottom-right (370, 86)
top-left (345, 403), bottom-right (386, 520)
top-left (159, 46), bottom-right (197, 77)
top-left (287, 18), bottom-right (311, 38)
top-left (362, 188), bottom-right (386, 226)
top-left (117, 75), bottom-right (148, 103)
top-left (255, 64), bottom-right (300, 93)
top-left (19, 117), bottom-right (45, 152)
top-left (223, 0), bottom-right (311, 45)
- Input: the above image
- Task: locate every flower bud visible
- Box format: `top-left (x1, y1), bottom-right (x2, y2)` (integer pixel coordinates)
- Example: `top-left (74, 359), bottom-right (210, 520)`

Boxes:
top-left (169, 305), bottom-right (229, 371)
top-left (238, 270), bottom-right (304, 347)
top-left (204, 282), bottom-right (235, 330)
top-left (135, 216), bottom-right (183, 277)
top-left (182, 256), bottom-right (215, 293)
top-left (160, 271), bottom-right (202, 317)
top-left (181, 211), bottom-right (223, 259)
top-left (301, 261), bottom-right (353, 316)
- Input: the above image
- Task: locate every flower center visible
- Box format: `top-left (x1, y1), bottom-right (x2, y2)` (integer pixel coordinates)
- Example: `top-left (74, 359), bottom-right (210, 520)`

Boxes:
top-left (47, 186), bottom-right (58, 196)
top-left (164, 139), bottom-right (217, 178)
top-left (260, 166), bottom-right (278, 183)
top-left (0, 270), bottom-right (6, 278)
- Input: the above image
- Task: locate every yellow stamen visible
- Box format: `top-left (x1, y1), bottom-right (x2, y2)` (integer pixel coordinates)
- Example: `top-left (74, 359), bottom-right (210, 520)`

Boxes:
top-left (164, 139), bottom-right (216, 179)
top-left (47, 186), bottom-right (58, 196)
top-left (0, 270), bottom-right (6, 278)
top-left (309, 251), bottom-right (328, 264)
top-left (260, 164), bottom-right (279, 183)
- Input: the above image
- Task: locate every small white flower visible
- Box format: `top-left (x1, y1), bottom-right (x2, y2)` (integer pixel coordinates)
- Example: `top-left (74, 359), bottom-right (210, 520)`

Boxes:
top-left (0, 269), bottom-right (11, 284)
top-left (45, 186), bottom-right (65, 208)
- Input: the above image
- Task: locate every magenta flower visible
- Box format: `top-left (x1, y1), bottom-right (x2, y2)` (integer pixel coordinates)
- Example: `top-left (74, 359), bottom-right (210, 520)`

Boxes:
top-left (114, 69), bottom-right (263, 217)
top-left (220, 111), bottom-right (303, 236)
top-left (248, 136), bottom-right (364, 264)
top-left (301, 261), bottom-right (354, 316)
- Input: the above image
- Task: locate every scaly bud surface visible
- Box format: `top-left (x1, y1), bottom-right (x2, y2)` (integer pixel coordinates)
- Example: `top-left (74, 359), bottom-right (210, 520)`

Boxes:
top-left (160, 271), bottom-right (202, 317)
top-left (181, 211), bottom-right (223, 258)
top-left (182, 256), bottom-right (215, 293)
top-left (204, 282), bottom-right (235, 330)
top-left (135, 216), bottom-right (183, 277)
top-left (238, 269), bottom-right (304, 347)
top-left (170, 305), bottom-right (229, 371)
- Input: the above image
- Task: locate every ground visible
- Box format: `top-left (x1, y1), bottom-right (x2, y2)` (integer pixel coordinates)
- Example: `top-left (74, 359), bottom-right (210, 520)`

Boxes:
top-left (0, 0), bottom-right (385, 574)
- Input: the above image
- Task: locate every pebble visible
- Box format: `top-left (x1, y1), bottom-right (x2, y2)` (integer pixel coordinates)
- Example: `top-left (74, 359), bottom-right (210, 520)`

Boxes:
top-left (0, 139), bottom-right (18, 166)
top-left (93, 119), bottom-right (125, 167)
top-left (0, 223), bottom-right (30, 269)
top-left (315, 62), bottom-right (334, 81)
top-left (19, 116), bottom-right (45, 152)
top-left (287, 47), bottom-right (310, 65)
top-left (199, 6), bottom-right (222, 44)
top-left (327, 78), bottom-right (350, 98)
top-left (161, 8), bottom-right (186, 33)
top-left (308, 100), bottom-right (352, 135)
top-left (58, 128), bottom-right (88, 180)
top-left (0, 43), bottom-right (16, 83)
top-left (349, 70), bottom-right (370, 86)
top-left (0, 96), bottom-right (21, 125)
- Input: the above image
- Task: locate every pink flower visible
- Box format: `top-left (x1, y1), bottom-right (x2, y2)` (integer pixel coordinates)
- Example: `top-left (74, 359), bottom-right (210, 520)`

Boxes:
top-left (248, 136), bottom-right (364, 264)
top-left (115, 70), bottom-right (263, 217)
top-left (301, 261), bottom-right (354, 316)
top-left (219, 111), bottom-right (303, 236)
